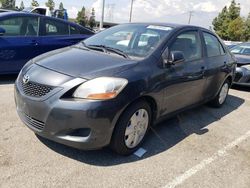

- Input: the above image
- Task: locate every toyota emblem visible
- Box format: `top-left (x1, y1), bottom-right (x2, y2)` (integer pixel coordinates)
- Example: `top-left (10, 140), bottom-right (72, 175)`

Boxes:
top-left (23, 75), bottom-right (30, 84)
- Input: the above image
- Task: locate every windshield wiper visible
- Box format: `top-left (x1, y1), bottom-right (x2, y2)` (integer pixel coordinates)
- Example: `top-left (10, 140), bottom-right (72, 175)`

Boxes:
top-left (84, 44), bottom-right (129, 59)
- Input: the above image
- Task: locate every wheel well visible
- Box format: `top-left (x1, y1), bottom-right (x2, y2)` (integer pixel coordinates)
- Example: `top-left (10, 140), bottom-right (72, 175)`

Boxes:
top-left (226, 75), bottom-right (233, 86)
top-left (135, 96), bottom-right (158, 122)
top-left (110, 95), bottom-right (158, 144)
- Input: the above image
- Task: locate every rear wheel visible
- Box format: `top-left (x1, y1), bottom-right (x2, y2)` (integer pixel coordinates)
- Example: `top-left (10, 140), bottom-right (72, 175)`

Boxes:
top-left (209, 79), bottom-right (230, 108)
top-left (110, 101), bottom-right (152, 155)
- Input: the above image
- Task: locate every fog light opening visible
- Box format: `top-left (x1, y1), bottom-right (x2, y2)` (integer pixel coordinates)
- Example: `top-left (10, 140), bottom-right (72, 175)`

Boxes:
top-left (68, 128), bottom-right (91, 137)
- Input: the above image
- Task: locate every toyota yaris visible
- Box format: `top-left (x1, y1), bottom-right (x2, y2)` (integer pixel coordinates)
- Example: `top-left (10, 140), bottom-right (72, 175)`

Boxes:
top-left (15, 23), bottom-right (236, 155)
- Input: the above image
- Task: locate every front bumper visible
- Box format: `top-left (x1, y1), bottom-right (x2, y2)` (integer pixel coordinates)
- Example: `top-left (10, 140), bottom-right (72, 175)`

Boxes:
top-left (233, 67), bottom-right (250, 86)
top-left (14, 67), bottom-right (127, 150)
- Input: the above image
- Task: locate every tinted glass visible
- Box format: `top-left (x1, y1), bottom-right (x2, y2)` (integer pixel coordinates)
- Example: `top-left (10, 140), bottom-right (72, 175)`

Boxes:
top-left (243, 48), bottom-right (250, 55)
top-left (203, 32), bottom-right (224, 57)
top-left (44, 19), bottom-right (69, 36)
top-left (80, 28), bottom-right (93, 35)
top-left (84, 24), bottom-right (173, 58)
top-left (70, 26), bottom-right (80, 35)
top-left (230, 45), bottom-right (250, 55)
top-left (170, 31), bottom-right (202, 61)
top-left (0, 16), bottom-right (38, 36)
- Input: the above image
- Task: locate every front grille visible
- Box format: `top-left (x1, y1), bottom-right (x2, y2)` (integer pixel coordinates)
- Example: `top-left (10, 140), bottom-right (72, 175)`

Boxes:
top-left (20, 79), bottom-right (54, 98)
top-left (234, 72), bottom-right (243, 82)
top-left (24, 114), bottom-right (45, 131)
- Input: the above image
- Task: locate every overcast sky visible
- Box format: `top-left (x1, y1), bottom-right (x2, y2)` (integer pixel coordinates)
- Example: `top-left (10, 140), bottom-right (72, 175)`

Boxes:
top-left (15, 0), bottom-right (250, 29)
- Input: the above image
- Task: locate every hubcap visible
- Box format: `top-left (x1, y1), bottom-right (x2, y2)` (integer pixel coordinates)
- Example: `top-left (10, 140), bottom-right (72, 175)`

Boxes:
top-left (124, 109), bottom-right (149, 149)
top-left (219, 83), bottom-right (229, 104)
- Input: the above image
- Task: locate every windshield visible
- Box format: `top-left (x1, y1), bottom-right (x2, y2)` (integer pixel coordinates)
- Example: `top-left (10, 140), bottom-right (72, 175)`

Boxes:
top-left (84, 24), bottom-right (173, 59)
top-left (230, 45), bottom-right (250, 55)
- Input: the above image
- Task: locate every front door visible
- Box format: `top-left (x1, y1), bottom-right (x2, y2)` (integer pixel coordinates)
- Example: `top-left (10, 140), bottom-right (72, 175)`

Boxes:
top-left (0, 16), bottom-right (40, 74)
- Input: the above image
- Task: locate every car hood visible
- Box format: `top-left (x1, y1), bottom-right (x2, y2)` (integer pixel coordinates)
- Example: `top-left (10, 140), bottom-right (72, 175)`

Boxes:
top-left (33, 45), bottom-right (137, 80)
top-left (234, 54), bottom-right (250, 65)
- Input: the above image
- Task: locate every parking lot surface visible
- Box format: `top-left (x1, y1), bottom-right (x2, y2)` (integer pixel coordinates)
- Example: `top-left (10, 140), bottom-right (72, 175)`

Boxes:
top-left (0, 75), bottom-right (250, 188)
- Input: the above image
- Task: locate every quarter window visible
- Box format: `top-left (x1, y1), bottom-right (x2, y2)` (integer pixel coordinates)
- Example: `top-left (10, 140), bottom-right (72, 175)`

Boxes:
top-left (0, 16), bottom-right (38, 36)
top-left (169, 31), bottom-right (202, 61)
top-left (44, 19), bottom-right (69, 36)
top-left (203, 32), bottom-right (225, 57)
top-left (70, 26), bottom-right (80, 35)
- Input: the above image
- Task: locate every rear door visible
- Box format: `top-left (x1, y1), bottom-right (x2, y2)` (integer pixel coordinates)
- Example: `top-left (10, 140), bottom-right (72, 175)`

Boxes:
top-left (161, 29), bottom-right (207, 114)
top-left (0, 15), bottom-right (40, 74)
top-left (201, 31), bottom-right (229, 99)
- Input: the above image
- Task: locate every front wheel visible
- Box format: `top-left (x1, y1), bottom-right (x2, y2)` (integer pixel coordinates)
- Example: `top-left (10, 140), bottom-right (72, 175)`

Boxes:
top-left (110, 101), bottom-right (152, 155)
top-left (209, 80), bottom-right (230, 108)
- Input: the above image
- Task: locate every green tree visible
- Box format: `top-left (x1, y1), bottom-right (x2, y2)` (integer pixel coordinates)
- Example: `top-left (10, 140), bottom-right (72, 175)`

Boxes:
top-left (212, 0), bottom-right (246, 41)
top-left (57, 2), bottom-right (64, 19)
top-left (88, 8), bottom-right (96, 29)
top-left (20, 1), bottom-right (24, 10)
top-left (228, 0), bottom-right (240, 20)
top-left (212, 6), bottom-right (229, 40)
top-left (76, 6), bottom-right (88, 26)
top-left (31, 0), bottom-right (39, 7)
top-left (228, 17), bottom-right (244, 41)
top-left (243, 13), bottom-right (250, 41)
top-left (1, 0), bottom-right (15, 9)
top-left (45, 0), bottom-right (55, 11)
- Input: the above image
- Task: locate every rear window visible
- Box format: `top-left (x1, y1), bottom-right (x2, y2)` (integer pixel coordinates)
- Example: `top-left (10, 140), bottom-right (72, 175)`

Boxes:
top-left (70, 26), bottom-right (80, 35)
top-left (44, 19), bottom-right (69, 36)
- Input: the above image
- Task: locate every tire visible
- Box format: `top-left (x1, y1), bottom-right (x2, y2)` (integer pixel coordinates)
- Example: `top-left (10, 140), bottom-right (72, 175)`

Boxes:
top-left (209, 79), bottom-right (230, 108)
top-left (110, 100), bottom-right (152, 155)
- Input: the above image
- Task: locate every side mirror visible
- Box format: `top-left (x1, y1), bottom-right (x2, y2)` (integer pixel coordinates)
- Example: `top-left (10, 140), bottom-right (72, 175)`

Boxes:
top-left (162, 48), bottom-right (185, 66)
top-left (0, 27), bottom-right (6, 36)
top-left (168, 51), bottom-right (185, 65)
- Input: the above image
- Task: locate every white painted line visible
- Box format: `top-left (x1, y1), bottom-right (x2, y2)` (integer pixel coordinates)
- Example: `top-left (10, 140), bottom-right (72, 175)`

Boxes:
top-left (163, 130), bottom-right (250, 188)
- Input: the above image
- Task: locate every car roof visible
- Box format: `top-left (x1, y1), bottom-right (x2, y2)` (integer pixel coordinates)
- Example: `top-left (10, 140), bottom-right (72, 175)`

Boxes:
top-left (123, 22), bottom-right (207, 30)
top-left (239, 42), bottom-right (250, 46)
top-left (0, 11), bottom-right (94, 33)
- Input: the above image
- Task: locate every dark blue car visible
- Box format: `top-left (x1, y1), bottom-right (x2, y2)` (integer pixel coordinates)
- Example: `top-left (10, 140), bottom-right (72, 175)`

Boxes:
top-left (0, 12), bottom-right (94, 74)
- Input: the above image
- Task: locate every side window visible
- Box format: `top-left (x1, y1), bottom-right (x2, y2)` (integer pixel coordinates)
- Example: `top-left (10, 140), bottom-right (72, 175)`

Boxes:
top-left (242, 48), bottom-right (250, 55)
top-left (138, 30), bottom-right (160, 48)
top-left (44, 19), bottom-right (69, 36)
top-left (79, 28), bottom-right (94, 35)
top-left (169, 31), bottom-right (202, 61)
top-left (70, 26), bottom-right (80, 35)
top-left (203, 32), bottom-right (225, 57)
top-left (0, 16), bottom-right (38, 36)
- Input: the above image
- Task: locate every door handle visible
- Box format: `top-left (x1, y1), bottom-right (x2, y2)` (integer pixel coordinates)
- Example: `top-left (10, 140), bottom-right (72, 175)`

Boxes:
top-left (30, 40), bottom-right (39, 46)
top-left (187, 67), bottom-right (206, 80)
top-left (201, 66), bottom-right (206, 74)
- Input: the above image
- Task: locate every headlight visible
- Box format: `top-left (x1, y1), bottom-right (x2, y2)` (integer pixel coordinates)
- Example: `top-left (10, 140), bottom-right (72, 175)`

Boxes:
top-left (73, 77), bottom-right (128, 100)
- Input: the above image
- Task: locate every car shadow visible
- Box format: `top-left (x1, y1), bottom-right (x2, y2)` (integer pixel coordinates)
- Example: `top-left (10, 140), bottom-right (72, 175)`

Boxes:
top-left (0, 75), bottom-right (18, 85)
top-left (37, 94), bottom-right (245, 166)
top-left (231, 85), bottom-right (250, 92)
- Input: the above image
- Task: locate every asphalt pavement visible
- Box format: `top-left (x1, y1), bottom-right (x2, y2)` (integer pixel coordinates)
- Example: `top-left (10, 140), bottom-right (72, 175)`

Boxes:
top-left (0, 75), bottom-right (249, 188)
